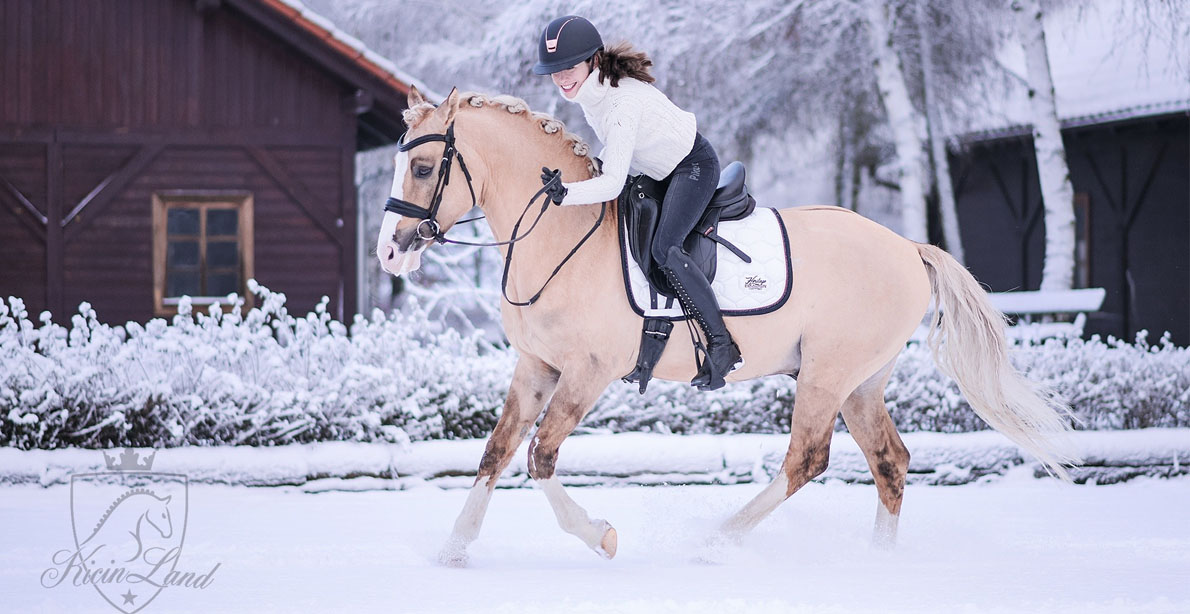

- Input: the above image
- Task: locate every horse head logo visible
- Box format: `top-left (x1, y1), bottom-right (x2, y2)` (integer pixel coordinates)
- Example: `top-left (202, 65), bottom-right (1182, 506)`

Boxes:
top-left (145, 495), bottom-right (174, 540)
top-left (69, 454), bottom-right (188, 613)
top-left (80, 489), bottom-right (176, 564)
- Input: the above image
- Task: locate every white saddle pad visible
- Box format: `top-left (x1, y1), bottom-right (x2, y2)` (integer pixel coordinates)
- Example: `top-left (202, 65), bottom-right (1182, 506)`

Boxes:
top-left (619, 207), bottom-right (793, 320)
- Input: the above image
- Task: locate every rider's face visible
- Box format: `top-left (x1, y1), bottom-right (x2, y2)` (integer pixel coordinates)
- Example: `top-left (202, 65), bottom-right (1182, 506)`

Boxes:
top-left (551, 61), bottom-right (591, 100)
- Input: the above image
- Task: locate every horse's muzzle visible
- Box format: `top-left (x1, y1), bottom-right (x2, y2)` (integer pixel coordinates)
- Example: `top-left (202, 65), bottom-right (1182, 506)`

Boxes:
top-left (379, 243), bottom-right (424, 277)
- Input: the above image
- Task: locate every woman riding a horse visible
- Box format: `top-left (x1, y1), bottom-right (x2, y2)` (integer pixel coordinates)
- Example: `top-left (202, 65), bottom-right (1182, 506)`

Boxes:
top-left (535, 15), bottom-right (741, 391)
top-left (377, 15), bottom-right (1078, 567)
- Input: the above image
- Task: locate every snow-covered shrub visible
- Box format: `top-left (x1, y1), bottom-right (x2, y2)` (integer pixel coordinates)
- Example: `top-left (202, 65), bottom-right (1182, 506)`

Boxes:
top-left (586, 333), bottom-right (1190, 435)
top-left (0, 284), bottom-right (511, 450)
top-left (581, 376), bottom-right (796, 435)
top-left (878, 333), bottom-right (1190, 433)
top-left (2, 286), bottom-right (1188, 450)
top-left (1020, 332), bottom-right (1190, 429)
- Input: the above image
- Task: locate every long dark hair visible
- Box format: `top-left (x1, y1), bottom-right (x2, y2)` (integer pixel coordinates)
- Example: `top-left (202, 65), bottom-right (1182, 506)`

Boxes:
top-left (588, 42), bottom-right (656, 87)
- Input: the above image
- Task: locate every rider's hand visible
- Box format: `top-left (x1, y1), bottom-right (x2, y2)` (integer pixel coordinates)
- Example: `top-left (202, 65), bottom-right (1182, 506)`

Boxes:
top-left (541, 167), bottom-right (568, 205)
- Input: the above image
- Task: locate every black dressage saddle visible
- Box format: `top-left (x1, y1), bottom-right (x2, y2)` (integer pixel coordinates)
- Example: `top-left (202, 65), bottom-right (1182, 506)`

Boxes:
top-left (621, 161), bottom-right (756, 296)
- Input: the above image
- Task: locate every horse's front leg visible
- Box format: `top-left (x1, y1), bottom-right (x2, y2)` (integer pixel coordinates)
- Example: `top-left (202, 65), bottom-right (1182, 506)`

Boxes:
top-left (527, 369), bottom-right (618, 559)
top-left (439, 356), bottom-right (559, 567)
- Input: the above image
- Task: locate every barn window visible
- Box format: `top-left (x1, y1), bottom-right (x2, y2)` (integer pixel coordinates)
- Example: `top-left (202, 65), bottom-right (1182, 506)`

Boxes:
top-left (152, 192), bottom-right (254, 316)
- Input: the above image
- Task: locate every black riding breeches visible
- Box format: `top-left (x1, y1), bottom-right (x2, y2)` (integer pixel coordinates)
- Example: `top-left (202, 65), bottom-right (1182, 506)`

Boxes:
top-left (650, 132), bottom-right (721, 268)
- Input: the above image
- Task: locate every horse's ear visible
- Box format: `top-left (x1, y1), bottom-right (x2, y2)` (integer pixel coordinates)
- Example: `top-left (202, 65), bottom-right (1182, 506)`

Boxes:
top-left (162, 495), bottom-right (172, 504)
top-left (436, 87), bottom-right (461, 124)
top-left (407, 85), bottom-right (428, 108)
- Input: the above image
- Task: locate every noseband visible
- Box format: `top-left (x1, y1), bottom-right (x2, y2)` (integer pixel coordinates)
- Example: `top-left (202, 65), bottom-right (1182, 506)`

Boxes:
top-left (382, 121), bottom-right (606, 306)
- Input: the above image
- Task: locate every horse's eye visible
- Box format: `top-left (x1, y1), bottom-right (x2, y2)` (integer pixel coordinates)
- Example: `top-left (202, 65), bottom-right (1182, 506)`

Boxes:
top-left (414, 165), bottom-right (433, 179)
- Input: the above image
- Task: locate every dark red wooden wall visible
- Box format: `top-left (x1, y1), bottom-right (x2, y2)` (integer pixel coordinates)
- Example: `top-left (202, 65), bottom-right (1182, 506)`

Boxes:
top-left (0, 0), bottom-right (366, 323)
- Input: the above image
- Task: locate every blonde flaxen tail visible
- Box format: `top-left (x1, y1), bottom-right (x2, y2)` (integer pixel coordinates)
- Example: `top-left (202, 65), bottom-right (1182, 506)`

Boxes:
top-left (916, 243), bottom-right (1083, 481)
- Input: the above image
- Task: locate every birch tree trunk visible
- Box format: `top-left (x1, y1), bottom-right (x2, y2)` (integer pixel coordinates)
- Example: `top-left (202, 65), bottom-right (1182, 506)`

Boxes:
top-left (864, 0), bottom-right (929, 243)
top-left (1013, 0), bottom-right (1076, 290)
top-left (915, 0), bottom-right (965, 264)
top-left (836, 116), bottom-right (858, 211)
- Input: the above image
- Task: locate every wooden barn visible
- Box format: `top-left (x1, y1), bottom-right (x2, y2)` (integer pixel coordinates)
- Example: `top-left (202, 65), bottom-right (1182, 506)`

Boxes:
top-left (0, 0), bottom-right (421, 323)
top-left (950, 110), bottom-right (1189, 346)
top-left (945, 2), bottom-right (1189, 346)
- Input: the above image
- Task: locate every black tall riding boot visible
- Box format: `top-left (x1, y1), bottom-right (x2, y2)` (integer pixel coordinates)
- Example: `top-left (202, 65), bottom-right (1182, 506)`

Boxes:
top-left (660, 245), bottom-right (742, 391)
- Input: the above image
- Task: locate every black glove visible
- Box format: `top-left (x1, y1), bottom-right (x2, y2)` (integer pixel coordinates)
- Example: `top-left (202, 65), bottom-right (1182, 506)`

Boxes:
top-left (541, 167), bottom-right (567, 205)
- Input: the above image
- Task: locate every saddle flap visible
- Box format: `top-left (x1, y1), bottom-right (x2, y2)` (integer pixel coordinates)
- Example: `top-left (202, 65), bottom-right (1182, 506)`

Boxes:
top-left (623, 175), bottom-right (666, 290)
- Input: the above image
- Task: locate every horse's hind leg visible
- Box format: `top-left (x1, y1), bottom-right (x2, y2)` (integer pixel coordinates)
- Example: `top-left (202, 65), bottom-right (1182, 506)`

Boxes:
top-left (720, 374), bottom-right (848, 536)
top-left (839, 359), bottom-right (909, 549)
top-left (526, 369), bottom-right (618, 559)
top-left (439, 356), bottom-right (559, 566)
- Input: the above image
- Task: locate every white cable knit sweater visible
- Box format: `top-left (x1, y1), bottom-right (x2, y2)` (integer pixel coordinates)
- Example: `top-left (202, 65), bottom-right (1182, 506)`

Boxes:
top-left (560, 68), bottom-right (697, 206)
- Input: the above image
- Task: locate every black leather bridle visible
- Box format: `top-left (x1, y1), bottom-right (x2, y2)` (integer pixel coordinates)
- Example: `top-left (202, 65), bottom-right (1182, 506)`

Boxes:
top-left (382, 121), bottom-right (606, 306)
top-left (384, 123), bottom-right (482, 243)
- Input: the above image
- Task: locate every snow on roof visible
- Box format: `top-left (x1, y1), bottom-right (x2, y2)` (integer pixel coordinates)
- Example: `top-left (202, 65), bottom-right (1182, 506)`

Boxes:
top-left (953, 0), bottom-right (1190, 140)
top-left (266, 0), bottom-right (446, 104)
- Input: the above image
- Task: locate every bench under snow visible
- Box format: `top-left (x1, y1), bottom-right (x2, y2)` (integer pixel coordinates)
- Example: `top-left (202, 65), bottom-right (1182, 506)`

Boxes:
top-left (913, 287), bottom-right (1106, 342)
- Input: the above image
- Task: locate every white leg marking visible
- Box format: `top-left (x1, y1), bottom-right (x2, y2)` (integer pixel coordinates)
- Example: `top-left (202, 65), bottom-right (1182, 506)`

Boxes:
top-left (439, 476), bottom-right (491, 567)
top-left (720, 472), bottom-right (789, 536)
top-left (873, 501), bottom-right (899, 550)
top-left (539, 477), bottom-right (617, 559)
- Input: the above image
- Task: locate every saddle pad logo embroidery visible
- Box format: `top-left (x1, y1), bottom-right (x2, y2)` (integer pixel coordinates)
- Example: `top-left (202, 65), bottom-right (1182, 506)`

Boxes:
top-left (620, 207), bottom-right (793, 320)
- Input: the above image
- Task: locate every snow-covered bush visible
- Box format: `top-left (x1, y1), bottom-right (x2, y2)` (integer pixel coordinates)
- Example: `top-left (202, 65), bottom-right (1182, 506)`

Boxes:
top-left (2, 286), bottom-right (1187, 450)
top-left (586, 333), bottom-right (1190, 435)
top-left (0, 284), bottom-right (511, 450)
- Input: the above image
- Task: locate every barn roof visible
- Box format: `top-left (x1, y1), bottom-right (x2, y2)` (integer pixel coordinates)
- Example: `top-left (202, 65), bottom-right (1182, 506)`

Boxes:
top-left (950, 0), bottom-right (1190, 143)
top-left (222, 0), bottom-right (442, 149)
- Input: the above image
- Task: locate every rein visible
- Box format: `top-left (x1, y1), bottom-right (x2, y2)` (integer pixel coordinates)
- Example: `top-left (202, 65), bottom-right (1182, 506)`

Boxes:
top-left (383, 121), bottom-right (606, 306)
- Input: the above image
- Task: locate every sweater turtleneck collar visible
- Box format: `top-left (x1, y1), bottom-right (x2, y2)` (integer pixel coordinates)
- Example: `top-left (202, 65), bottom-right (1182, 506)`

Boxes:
top-left (569, 67), bottom-right (609, 107)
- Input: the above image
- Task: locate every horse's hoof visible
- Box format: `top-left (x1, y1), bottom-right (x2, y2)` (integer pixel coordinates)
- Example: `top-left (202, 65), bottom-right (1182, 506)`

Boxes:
top-left (438, 541), bottom-right (469, 568)
top-left (593, 521), bottom-right (617, 559)
top-left (693, 531), bottom-right (735, 565)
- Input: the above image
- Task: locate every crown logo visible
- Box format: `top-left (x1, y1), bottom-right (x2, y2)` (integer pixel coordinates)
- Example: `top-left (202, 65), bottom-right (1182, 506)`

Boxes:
top-left (103, 448), bottom-right (157, 471)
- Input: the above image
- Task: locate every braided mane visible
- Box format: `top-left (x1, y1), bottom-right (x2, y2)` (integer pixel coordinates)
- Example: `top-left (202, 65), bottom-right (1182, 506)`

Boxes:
top-left (403, 92), bottom-right (602, 178)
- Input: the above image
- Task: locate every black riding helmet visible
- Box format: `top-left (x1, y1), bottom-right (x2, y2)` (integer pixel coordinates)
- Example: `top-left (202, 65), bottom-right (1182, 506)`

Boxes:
top-left (532, 15), bottom-right (603, 75)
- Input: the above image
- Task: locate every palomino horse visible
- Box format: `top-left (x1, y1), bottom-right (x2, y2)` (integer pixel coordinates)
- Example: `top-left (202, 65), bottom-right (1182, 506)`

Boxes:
top-left (377, 87), bottom-right (1079, 566)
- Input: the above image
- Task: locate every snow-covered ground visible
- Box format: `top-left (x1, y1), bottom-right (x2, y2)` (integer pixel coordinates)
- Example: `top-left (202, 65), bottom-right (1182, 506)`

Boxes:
top-left (3, 473), bottom-right (1188, 614)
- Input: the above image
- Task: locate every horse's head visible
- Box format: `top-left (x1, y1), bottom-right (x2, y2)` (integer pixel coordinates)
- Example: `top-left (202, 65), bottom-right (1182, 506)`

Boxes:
top-left (144, 494), bottom-right (174, 539)
top-left (377, 86), bottom-right (475, 277)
